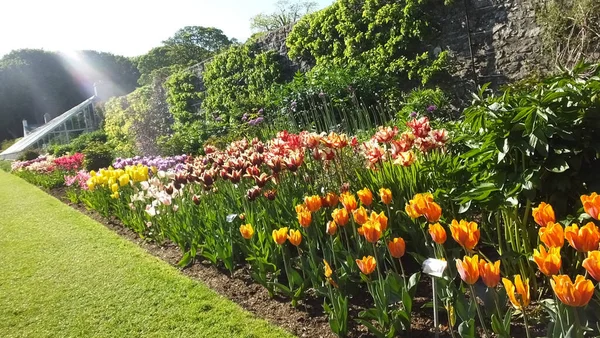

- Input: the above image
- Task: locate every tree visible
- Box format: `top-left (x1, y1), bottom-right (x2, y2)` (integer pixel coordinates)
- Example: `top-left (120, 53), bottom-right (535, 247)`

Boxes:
top-left (163, 26), bottom-right (233, 52)
top-left (250, 0), bottom-right (318, 33)
top-left (136, 26), bottom-right (234, 85)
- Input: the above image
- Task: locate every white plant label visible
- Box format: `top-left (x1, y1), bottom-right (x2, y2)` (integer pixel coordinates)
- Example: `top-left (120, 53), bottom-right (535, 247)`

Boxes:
top-left (422, 258), bottom-right (447, 278)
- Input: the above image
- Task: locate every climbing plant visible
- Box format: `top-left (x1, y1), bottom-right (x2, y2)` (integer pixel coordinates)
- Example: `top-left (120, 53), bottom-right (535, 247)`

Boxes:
top-left (201, 43), bottom-right (286, 120)
top-left (286, 0), bottom-right (449, 85)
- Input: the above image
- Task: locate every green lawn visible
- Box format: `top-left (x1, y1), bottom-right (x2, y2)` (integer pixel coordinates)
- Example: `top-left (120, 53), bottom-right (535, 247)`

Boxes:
top-left (0, 170), bottom-right (292, 338)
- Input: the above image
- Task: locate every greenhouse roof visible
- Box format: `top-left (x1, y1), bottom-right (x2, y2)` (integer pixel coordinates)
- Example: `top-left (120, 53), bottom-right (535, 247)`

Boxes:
top-left (1, 96), bottom-right (96, 160)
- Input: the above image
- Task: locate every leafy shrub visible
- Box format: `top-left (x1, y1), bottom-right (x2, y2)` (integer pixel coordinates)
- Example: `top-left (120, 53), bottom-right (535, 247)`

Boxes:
top-left (18, 150), bottom-right (40, 161)
top-left (278, 64), bottom-right (397, 133)
top-left (460, 62), bottom-right (600, 214)
top-left (83, 142), bottom-right (114, 171)
top-left (104, 72), bottom-right (173, 157)
top-left (201, 43), bottom-right (285, 119)
top-left (397, 88), bottom-right (453, 121)
top-left (286, 0), bottom-right (449, 85)
top-left (50, 130), bottom-right (108, 156)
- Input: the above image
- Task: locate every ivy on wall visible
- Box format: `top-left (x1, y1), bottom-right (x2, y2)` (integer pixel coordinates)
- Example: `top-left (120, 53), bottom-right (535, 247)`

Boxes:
top-left (201, 43), bottom-right (285, 119)
top-left (286, 0), bottom-right (448, 85)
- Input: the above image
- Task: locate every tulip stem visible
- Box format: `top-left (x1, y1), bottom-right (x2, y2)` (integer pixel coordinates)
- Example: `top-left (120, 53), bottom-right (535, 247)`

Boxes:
top-left (468, 284), bottom-right (490, 338)
top-left (491, 288), bottom-right (503, 323)
top-left (399, 259), bottom-right (407, 287)
top-left (342, 227), bottom-right (352, 254)
top-left (573, 307), bottom-right (583, 338)
top-left (550, 279), bottom-right (567, 337)
top-left (372, 243), bottom-right (383, 283)
top-left (521, 308), bottom-right (532, 338)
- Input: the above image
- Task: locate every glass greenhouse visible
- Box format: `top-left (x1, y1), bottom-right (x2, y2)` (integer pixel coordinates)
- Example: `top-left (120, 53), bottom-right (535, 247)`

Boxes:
top-left (0, 96), bottom-right (99, 160)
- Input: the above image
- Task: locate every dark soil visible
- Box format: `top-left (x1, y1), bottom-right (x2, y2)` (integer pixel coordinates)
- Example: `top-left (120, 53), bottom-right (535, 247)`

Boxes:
top-left (47, 187), bottom-right (544, 338)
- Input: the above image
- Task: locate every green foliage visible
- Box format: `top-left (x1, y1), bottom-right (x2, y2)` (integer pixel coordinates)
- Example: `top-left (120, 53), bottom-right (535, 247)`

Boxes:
top-left (103, 96), bottom-right (137, 156)
top-left (201, 43), bottom-right (285, 118)
top-left (161, 43), bottom-right (286, 154)
top-left (460, 62), bottom-right (600, 213)
top-left (165, 69), bottom-right (203, 124)
top-left (14, 169), bottom-right (65, 189)
top-left (83, 142), bottom-right (114, 171)
top-left (397, 88), bottom-right (452, 120)
top-left (1, 138), bottom-right (19, 152)
top-left (535, 0), bottom-right (600, 67)
top-left (0, 160), bottom-right (11, 172)
top-left (445, 62), bottom-right (600, 279)
top-left (18, 150), bottom-right (40, 161)
top-left (49, 130), bottom-right (107, 156)
top-left (164, 26), bottom-right (233, 52)
top-left (286, 0), bottom-right (448, 85)
top-left (279, 64), bottom-right (397, 133)
top-left (136, 26), bottom-right (234, 85)
top-left (104, 73), bottom-right (173, 157)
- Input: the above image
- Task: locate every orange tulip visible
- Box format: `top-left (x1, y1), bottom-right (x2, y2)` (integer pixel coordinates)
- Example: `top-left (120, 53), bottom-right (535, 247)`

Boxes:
top-left (356, 256), bottom-right (376, 275)
top-left (388, 237), bottom-right (406, 258)
top-left (450, 219), bottom-right (480, 250)
top-left (304, 195), bottom-right (322, 212)
top-left (297, 209), bottom-right (312, 228)
top-left (565, 222), bottom-right (600, 252)
top-left (405, 203), bottom-right (420, 219)
top-left (551, 275), bottom-right (594, 307)
top-left (322, 192), bottom-right (339, 208)
top-left (340, 193), bottom-right (358, 212)
top-left (532, 202), bottom-right (555, 227)
top-left (369, 211), bottom-right (388, 232)
top-left (353, 206), bottom-right (369, 225)
top-left (533, 245), bottom-right (561, 276)
top-left (478, 260), bottom-right (501, 288)
top-left (581, 193), bottom-right (600, 220)
top-left (428, 223), bottom-right (447, 244)
top-left (456, 255), bottom-right (480, 285)
top-left (288, 229), bottom-right (302, 246)
top-left (409, 193), bottom-right (434, 215)
top-left (357, 188), bottom-right (373, 206)
top-left (360, 221), bottom-right (382, 243)
top-left (323, 259), bottom-right (338, 287)
top-left (582, 251), bottom-right (600, 281)
top-left (409, 193), bottom-right (441, 222)
top-left (326, 220), bottom-right (338, 236)
top-left (423, 202), bottom-right (442, 223)
top-left (324, 259), bottom-right (333, 278)
top-left (379, 188), bottom-right (392, 205)
top-left (332, 208), bottom-right (349, 226)
top-left (272, 227), bottom-right (288, 245)
top-left (239, 223), bottom-right (254, 239)
top-left (502, 275), bottom-right (530, 309)
top-left (295, 204), bottom-right (307, 213)
top-left (539, 222), bottom-right (564, 248)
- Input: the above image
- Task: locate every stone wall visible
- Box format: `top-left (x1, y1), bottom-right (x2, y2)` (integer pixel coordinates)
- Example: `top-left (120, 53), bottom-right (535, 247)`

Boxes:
top-left (253, 24), bottom-right (309, 79)
top-left (430, 0), bottom-right (546, 98)
top-left (249, 0), bottom-right (550, 97)
top-left (188, 0), bottom-right (595, 100)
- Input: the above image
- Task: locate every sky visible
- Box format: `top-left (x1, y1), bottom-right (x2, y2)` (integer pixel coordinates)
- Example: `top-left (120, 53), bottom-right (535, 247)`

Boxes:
top-left (0, 0), bottom-right (334, 58)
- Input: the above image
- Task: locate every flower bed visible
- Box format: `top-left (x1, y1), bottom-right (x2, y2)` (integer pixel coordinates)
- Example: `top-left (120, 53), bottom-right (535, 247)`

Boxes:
top-left (10, 64), bottom-right (600, 337)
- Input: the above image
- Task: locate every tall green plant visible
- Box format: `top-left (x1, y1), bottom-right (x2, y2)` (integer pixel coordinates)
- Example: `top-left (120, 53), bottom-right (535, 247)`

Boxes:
top-left (286, 0), bottom-right (449, 85)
